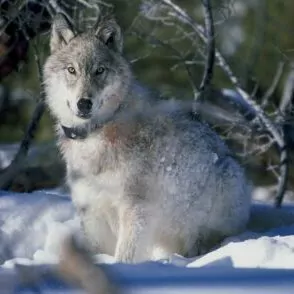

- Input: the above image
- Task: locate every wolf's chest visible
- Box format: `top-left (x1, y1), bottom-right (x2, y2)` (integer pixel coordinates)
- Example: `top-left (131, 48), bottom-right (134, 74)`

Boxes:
top-left (61, 137), bottom-right (104, 173)
top-left (69, 168), bottom-right (125, 208)
top-left (61, 136), bottom-right (125, 205)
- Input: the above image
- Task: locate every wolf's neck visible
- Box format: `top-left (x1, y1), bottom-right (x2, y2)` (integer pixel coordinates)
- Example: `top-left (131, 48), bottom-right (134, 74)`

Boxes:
top-left (125, 80), bottom-right (156, 110)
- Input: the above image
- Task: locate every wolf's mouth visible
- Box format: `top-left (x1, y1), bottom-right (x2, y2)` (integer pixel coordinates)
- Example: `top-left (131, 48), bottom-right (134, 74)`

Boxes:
top-left (66, 100), bottom-right (92, 120)
top-left (77, 112), bottom-right (91, 119)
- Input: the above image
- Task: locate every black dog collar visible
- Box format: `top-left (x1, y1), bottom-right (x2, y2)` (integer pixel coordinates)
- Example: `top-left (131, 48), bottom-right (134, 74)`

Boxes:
top-left (61, 125), bottom-right (88, 140)
top-left (61, 105), bottom-right (124, 140)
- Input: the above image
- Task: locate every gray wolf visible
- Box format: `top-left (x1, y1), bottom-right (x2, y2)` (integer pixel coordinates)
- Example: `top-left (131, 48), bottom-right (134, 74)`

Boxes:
top-left (43, 13), bottom-right (251, 263)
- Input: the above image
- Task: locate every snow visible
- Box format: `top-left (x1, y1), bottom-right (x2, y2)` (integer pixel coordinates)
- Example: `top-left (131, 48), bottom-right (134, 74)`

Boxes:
top-left (188, 235), bottom-right (294, 269)
top-left (0, 188), bottom-right (294, 292)
top-left (0, 190), bottom-right (78, 266)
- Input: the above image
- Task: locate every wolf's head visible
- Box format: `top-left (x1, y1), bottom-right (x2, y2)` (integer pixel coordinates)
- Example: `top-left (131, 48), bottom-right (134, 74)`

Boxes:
top-left (44, 14), bottom-right (132, 127)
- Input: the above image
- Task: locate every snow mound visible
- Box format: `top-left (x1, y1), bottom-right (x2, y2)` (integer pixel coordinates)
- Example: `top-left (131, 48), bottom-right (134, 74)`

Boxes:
top-left (188, 235), bottom-right (294, 269)
top-left (0, 190), bottom-right (79, 266)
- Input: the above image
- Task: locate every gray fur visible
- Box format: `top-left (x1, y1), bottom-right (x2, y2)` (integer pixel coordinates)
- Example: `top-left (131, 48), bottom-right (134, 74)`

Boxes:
top-left (44, 14), bottom-right (251, 263)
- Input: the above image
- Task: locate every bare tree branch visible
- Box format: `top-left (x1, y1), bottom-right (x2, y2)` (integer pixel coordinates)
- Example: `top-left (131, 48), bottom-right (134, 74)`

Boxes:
top-left (160, 0), bottom-right (288, 208)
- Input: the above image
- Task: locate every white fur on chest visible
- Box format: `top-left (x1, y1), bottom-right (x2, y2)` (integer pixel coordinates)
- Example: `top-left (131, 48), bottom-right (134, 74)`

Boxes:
top-left (70, 170), bottom-right (125, 209)
top-left (63, 136), bottom-right (104, 173)
top-left (61, 135), bottom-right (125, 209)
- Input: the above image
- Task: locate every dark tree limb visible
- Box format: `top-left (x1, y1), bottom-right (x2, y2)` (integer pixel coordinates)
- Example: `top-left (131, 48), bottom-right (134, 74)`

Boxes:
top-left (0, 42), bottom-right (46, 190)
top-left (0, 102), bottom-right (45, 190)
top-left (274, 64), bottom-right (294, 207)
top-left (199, 0), bottom-right (215, 93)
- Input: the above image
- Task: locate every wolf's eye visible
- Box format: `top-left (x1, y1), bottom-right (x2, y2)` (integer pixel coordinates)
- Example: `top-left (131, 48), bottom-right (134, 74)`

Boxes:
top-left (95, 66), bottom-right (105, 75)
top-left (67, 66), bottom-right (76, 74)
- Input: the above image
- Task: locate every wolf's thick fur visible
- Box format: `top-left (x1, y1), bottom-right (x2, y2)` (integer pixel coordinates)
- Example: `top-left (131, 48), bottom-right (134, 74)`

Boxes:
top-left (44, 14), bottom-right (251, 262)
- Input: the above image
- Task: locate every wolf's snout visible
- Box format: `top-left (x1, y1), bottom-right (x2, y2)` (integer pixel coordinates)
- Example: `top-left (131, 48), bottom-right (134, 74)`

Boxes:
top-left (77, 99), bottom-right (92, 117)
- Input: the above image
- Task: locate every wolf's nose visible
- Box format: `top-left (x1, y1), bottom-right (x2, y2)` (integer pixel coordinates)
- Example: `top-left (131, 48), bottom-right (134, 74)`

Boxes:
top-left (77, 99), bottom-right (92, 115)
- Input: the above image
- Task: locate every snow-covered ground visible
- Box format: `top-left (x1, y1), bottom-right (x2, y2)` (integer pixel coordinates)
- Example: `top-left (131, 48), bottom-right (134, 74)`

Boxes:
top-left (0, 188), bottom-right (294, 293)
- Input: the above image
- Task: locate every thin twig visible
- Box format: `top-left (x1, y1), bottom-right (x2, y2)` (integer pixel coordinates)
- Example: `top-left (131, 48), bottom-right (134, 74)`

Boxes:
top-left (262, 61), bottom-right (285, 108)
top-left (130, 29), bottom-right (199, 98)
top-left (280, 62), bottom-right (294, 116)
top-left (48, 0), bottom-right (73, 23)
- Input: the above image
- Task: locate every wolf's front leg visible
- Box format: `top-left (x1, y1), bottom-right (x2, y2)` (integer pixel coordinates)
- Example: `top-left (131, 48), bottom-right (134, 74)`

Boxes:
top-left (114, 206), bottom-right (151, 263)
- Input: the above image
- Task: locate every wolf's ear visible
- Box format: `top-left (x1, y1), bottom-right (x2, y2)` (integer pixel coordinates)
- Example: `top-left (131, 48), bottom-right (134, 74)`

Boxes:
top-left (50, 14), bottom-right (75, 53)
top-left (95, 17), bottom-right (123, 52)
